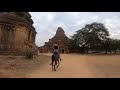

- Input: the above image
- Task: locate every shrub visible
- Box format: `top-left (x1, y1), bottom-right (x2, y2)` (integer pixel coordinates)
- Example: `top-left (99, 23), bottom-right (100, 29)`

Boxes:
top-left (24, 48), bottom-right (34, 59)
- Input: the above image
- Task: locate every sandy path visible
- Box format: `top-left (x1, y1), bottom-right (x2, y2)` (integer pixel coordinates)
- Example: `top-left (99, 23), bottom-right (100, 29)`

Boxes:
top-left (28, 53), bottom-right (94, 78)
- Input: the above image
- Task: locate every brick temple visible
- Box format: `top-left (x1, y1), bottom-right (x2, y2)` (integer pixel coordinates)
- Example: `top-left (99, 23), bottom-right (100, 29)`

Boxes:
top-left (39, 27), bottom-right (70, 53)
top-left (0, 12), bottom-right (37, 55)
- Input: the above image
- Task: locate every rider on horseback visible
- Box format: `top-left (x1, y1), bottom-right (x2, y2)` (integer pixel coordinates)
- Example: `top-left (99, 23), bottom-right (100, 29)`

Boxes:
top-left (50, 42), bottom-right (62, 65)
top-left (53, 42), bottom-right (61, 60)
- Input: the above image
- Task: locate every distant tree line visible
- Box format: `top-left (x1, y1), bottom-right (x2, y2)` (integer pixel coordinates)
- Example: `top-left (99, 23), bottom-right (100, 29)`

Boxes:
top-left (69, 22), bottom-right (120, 54)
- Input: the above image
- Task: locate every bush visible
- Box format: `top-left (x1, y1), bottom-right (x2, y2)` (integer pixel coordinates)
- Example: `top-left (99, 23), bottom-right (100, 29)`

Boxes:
top-left (24, 48), bottom-right (34, 59)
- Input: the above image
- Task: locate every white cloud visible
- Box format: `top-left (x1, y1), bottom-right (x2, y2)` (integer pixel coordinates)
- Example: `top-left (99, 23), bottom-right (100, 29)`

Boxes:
top-left (30, 12), bottom-right (120, 47)
top-left (47, 13), bottom-right (55, 22)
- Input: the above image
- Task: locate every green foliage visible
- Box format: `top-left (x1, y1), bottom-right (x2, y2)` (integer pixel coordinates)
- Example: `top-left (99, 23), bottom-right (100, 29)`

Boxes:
top-left (70, 22), bottom-right (120, 54)
top-left (101, 38), bottom-right (120, 54)
top-left (71, 22), bottom-right (110, 53)
top-left (24, 48), bottom-right (34, 59)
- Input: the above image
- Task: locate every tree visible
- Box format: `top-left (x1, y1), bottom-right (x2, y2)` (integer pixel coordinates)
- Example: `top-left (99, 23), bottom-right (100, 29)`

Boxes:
top-left (85, 22), bottom-right (109, 50)
top-left (110, 39), bottom-right (120, 53)
top-left (71, 22), bottom-right (109, 53)
top-left (69, 39), bottom-right (81, 53)
top-left (101, 38), bottom-right (112, 54)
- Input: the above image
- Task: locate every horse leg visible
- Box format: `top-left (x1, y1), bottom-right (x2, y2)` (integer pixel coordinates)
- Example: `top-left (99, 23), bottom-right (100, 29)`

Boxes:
top-left (54, 64), bottom-right (56, 71)
top-left (54, 61), bottom-right (57, 71)
top-left (52, 61), bottom-right (54, 71)
top-left (57, 60), bottom-right (59, 68)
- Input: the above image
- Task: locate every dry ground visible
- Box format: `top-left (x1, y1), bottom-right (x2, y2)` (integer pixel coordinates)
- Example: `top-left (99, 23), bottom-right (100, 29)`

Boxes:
top-left (0, 53), bottom-right (120, 78)
top-left (0, 55), bottom-right (50, 78)
top-left (84, 54), bottom-right (120, 78)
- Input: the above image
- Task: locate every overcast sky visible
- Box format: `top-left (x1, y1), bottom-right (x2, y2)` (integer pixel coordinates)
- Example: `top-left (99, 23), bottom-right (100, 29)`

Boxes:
top-left (29, 12), bottom-right (120, 47)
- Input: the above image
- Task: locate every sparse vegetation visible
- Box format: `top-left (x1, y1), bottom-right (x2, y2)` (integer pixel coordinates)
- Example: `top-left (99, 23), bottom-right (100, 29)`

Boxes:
top-left (24, 48), bottom-right (34, 59)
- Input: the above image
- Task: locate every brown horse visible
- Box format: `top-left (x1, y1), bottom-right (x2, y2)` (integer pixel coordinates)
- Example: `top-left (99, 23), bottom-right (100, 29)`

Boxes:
top-left (51, 52), bottom-right (60, 71)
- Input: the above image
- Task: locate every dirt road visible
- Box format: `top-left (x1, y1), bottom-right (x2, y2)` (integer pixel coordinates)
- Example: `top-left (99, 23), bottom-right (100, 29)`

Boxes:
top-left (1, 53), bottom-right (120, 78)
top-left (28, 53), bottom-right (94, 78)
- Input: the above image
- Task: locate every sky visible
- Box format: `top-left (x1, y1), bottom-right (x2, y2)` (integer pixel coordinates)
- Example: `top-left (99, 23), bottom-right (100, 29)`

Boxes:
top-left (29, 12), bottom-right (120, 47)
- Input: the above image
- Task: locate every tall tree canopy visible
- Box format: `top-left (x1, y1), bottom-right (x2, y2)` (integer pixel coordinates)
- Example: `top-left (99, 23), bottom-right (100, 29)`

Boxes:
top-left (71, 22), bottom-right (110, 53)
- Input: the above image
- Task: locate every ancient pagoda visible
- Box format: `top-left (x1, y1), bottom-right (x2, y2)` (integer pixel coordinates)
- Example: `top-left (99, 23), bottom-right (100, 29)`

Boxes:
top-left (0, 12), bottom-right (37, 55)
top-left (39, 27), bottom-right (70, 53)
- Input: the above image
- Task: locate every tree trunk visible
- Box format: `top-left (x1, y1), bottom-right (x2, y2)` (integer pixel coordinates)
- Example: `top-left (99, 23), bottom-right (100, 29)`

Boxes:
top-left (110, 49), bottom-right (111, 54)
top-left (105, 49), bottom-right (108, 54)
top-left (86, 50), bottom-right (88, 53)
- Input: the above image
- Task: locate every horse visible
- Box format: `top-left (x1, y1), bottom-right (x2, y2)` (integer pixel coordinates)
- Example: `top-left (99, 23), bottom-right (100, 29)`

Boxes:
top-left (51, 51), bottom-right (60, 71)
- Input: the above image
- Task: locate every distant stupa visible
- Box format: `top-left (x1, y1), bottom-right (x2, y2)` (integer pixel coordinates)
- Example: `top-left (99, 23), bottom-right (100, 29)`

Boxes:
top-left (39, 27), bottom-right (70, 53)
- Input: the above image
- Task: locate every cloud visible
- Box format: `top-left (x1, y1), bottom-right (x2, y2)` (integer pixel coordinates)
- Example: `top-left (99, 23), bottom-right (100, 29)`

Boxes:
top-left (30, 12), bottom-right (120, 47)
